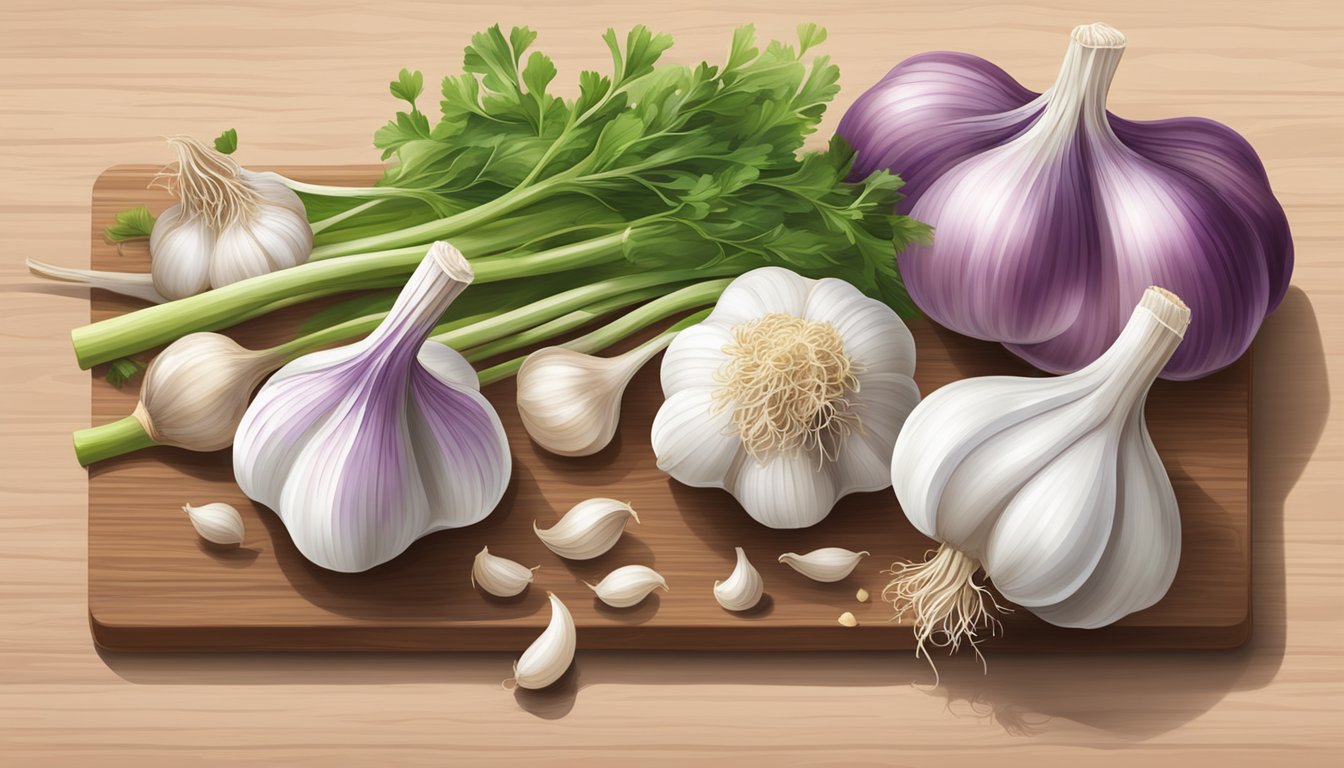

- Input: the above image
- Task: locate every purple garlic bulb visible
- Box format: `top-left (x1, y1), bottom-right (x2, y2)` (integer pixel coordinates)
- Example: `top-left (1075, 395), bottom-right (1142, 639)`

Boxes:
top-left (837, 22), bottom-right (1292, 380)
top-left (233, 242), bottom-right (511, 573)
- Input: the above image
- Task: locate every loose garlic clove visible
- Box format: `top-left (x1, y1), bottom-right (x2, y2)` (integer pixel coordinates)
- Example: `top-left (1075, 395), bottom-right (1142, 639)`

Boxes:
top-left (509, 593), bottom-right (576, 690)
top-left (778, 548), bottom-right (870, 582)
top-left (838, 611), bottom-right (859, 627)
top-left (714, 547), bottom-right (764, 612)
top-left (856, 587), bottom-right (870, 603)
top-left (471, 546), bottom-right (539, 598)
top-left (184, 502), bottom-right (244, 546)
top-left (586, 565), bottom-right (668, 608)
top-left (534, 498), bottom-right (639, 560)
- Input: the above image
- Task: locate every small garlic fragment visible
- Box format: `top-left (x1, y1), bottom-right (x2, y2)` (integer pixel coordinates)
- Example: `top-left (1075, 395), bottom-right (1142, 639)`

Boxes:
top-left (534, 498), bottom-right (640, 560)
top-left (509, 593), bottom-right (576, 690)
top-left (778, 548), bottom-right (870, 582)
top-left (856, 587), bottom-right (870, 603)
top-left (714, 547), bottom-right (764, 612)
top-left (471, 546), bottom-right (539, 598)
top-left (586, 565), bottom-right (668, 608)
top-left (838, 611), bottom-right (858, 627)
top-left (183, 502), bottom-right (244, 546)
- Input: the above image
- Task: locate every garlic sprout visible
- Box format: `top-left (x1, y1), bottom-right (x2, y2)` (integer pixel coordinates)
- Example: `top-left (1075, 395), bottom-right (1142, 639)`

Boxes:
top-left (150, 136), bottom-right (312, 299)
top-left (232, 242), bottom-right (511, 573)
top-left (887, 287), bottom-right (1190, 658)
top-left (652, 267), bottom-right (920, 529)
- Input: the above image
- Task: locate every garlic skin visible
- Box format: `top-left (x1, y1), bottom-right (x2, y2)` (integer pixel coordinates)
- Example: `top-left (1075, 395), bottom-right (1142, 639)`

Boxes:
top-left (714, 547), bottom-right (764, 612)
top-left (183, 502), bottom-right (245, 546)
top-left (151, 137), bottom-right (312, 299)
top-left (887, 287), bottom-right (1190, 654)
top-left (534, 498), bottom-right (639, 560)
top-left (778, 548), bottom-right (869, 583)
top-left (586, 565), bottom-right (668, 608)
top-left (510, 593), bottom-right (576, 690)
top-left (653, 267), bottom-right (920, 529)
top-left (516, 338), bottom-right (670, 457)
top-left (471, 547), bottom-right (539, 598)
top-left (233, 243), bottom-right (511, 573)
top-left (136, 333), bottom-right (282, 451)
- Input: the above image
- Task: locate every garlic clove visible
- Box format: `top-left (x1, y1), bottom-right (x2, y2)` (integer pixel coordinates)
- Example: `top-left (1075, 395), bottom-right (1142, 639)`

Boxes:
top-left (650, 386), bottom-right (742, 487)
top-left (241, 170), bottom-right (309, 218)
top-left (534, 498), bottom-right (639, 560)
top-left (707, 266), bottom-right (812, 327)
top-left (778, 548), bottom-right (870, 582)
top-left (838, 611), bottom-right (859, 627)
top-left (510, 593), bottom-right (576, 690)
top-left (856, 587), bottom-right (870, 603)
top-left (586, 564), bottom-right (668, 608)
top-left (714, 547), bottom-right (764, 612)
top-left (832, 372), bottom-right (921, 495)
top-left (659, 322), bottom-right (733, 398)
top-left (802, 279), bottom-right (917, 377)
top-left (471, 546), bottom-right (539, 598)
top-left (149, 204), bottom-right (213, 300)
top-left (730, 451), bottom-right (839, 530)
top-left (210, 202), bottom-right (312, 288)
top-left (183, 502), bottom-right (245, 546)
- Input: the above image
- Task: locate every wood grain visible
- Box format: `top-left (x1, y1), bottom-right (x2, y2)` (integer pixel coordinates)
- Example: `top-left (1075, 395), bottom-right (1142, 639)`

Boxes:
top-left (87, 165), bottom-right (1252, 653)
top-left (2, 0), bottom-right (1340, 765)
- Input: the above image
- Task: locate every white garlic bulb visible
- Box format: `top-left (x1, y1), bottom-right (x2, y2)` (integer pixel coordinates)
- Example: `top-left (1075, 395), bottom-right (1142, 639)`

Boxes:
top-left (509, 593), bottom-right (576, 690)
top-left (778, 548), bottom-right (869, 583)
top-left (471, 547), bottom-right (539, 598)
top-left (653, 267), bottom-right (920, 529)
top-left (714, 547), bottom-right (764, 612)
top-left (586, 565), bottom-right (668, 608)
top-left (151, 136), bottom-right (312, 299)
top-left (183, 502), bottom-right (245, 546)
top-left (887, 287), bottom-right (1190, 655)
top-left (534, 498), bottom-right (639, 560)
top-left (516, 339), bottom-right (669, 457)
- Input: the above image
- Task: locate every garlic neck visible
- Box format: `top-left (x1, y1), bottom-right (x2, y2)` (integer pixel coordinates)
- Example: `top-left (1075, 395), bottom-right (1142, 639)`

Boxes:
top-left (363, 242), bottom-right (474, 370)
top-left (1086, 286), bottom-right (1191, 415)
top-left (1029, 22), bottom-right (1126, 152)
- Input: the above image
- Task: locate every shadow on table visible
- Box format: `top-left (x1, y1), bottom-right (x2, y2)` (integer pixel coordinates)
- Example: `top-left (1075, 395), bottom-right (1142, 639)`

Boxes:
top-left (97, 288), bottom-right (1328, 738)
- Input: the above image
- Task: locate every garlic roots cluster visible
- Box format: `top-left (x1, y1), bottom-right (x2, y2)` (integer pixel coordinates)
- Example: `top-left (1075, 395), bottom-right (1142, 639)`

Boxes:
top-left (232, 243), bottom-right (511, 573)
top-left (887, 287), bottom-right (1190, 655)
top-left (151, 136), bottom-right (312, 299)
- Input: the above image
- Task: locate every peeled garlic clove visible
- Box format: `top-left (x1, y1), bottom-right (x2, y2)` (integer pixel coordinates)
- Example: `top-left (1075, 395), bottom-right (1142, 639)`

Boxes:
top-left (183, 502), bottom-right (244, 546)
top-left (471, 546), bottom-right (539, 598)
top-left (838, 611), bottom-right (859, 627)
top-left (510, 593), bottom-right (576, 690)
top-left (586, 564), bottom-right (668, 608)
top-left (778, 548), bottom-right (869, 582)
top-left (534, 498), bottom-right (639, 560)
top-left (714, 547), bottom-right (764, 612)
top-left (856, 587), bottom-right (870, 603)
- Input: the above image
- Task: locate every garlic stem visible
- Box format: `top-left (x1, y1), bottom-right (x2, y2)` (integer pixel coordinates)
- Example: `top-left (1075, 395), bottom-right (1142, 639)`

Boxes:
top-left (27, 259), bottom-right (167, 304)
top-left (72, 413), bottom-right (156, 465)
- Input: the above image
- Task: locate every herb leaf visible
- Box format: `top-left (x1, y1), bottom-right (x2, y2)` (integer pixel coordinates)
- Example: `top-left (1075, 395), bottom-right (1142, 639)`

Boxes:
top-left (104, 205), bottom-right (156, 242)
top-left (104, 357), bottom-right (146, 388)
top-left (213, 128), bottom-right (238, 155)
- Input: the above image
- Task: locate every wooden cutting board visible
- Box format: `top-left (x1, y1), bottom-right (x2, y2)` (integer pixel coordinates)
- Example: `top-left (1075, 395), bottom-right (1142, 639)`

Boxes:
top-left (86, 165), bottom-right (1251, 652)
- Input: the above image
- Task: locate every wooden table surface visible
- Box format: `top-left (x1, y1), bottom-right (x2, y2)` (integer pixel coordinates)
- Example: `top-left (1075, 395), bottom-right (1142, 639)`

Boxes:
top-left (1, 0), bottom-right (1339, 765)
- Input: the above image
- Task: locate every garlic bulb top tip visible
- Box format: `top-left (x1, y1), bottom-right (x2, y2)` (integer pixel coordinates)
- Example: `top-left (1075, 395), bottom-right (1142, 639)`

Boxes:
top-left (1140, 286), bottom-right (1192, 337)
top-left (1071, 22), bottom-right (1126, 48)
top-left (427, 241), bottom-right (473, 283)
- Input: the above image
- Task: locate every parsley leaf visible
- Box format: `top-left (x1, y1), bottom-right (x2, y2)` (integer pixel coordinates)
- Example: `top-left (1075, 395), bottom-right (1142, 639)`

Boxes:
top-left (213, 128), bottom-right (238, 155)
top-left (104, 357), bottom-right (146, 388)
top-left (104, 205), bottom-right (156, 242)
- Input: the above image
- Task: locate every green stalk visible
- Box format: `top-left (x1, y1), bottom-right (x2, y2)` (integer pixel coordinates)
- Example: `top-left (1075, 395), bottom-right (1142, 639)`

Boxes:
top-left (72, 414), bottom-right (155, 466)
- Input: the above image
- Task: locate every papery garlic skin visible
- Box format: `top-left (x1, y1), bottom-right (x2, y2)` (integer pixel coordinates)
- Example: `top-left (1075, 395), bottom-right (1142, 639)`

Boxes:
top-left (888, 287), bottom-right (1189, 652)
top-left (653, 268), bottom-right (920, 529)
top-left (233, 243), bottom-right (511, 573)
top-left (778, 548), bottom-right (869, 583)
top-left (517, 340), bottom-right (668, 457)
top-left (838, 23), bottom-right (1291, 381)
top-left (183, 502), bottom-right (245, 546)
top-left (714, 547), bottom-right (764, 612)
top-left (586, 565), bottom-right (668, 608)
top-left (534, 498), bottom-right (639, 560)
top-left (472, 547), bottom-right (539, 598)
top-left (510, 593), bottom-right (576, 690)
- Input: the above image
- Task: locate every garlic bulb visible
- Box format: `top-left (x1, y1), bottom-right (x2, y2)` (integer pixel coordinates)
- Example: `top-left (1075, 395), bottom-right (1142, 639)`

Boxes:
top-left (887, 287), bottom-right (1190, 655)
top-left (516, 339), bottom-right (670, 457)
top-left (534, 498), bottom-right (639, 560)
top-left (471, 547), bottom-right (539, 598)
top-left (653, 267), bottom-right (920, 528)
top-left (586, 565), bottom-right (668, 608)
top-left (509, 593), bottom-right (576, 690)
top-left (233, 242), bottom-right (511, 573)
top-left (151, 136), bottom-right (312, 299)
top-left (714, 547), bottom-right (764, 612)
top-left (778, 548), bottom-right (869, 583)
top-left (838, 23), bottom-right (1290, 381)
top-left (184, 502), bottom-right (245, 546)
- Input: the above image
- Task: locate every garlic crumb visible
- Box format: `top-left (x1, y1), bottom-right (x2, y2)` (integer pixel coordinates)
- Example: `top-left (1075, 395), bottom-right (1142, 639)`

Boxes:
top-left (838, 611), bottom-right (858, 627)
top-left (856, 587), bottom-right (870, 603)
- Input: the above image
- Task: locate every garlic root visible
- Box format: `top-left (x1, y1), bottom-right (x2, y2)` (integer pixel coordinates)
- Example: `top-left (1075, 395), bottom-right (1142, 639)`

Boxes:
top-left (882, 545), bottom-right (1008, 661)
